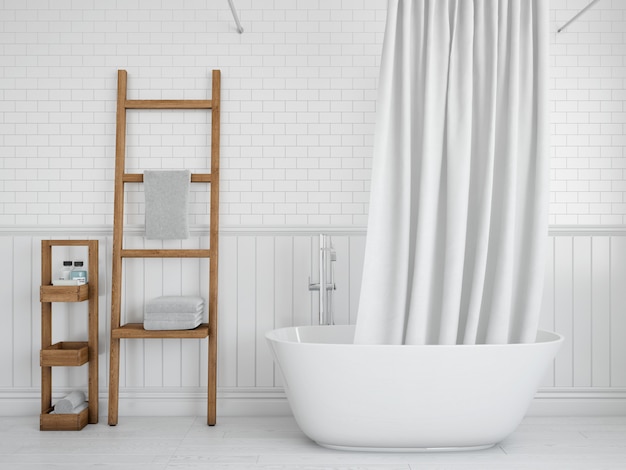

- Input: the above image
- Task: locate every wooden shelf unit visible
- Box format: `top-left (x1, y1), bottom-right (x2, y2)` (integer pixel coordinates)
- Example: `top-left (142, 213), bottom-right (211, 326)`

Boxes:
top-left (108, 70), bottom-right (220, 427)
top-left (40, 240), bottom-right (99, 431)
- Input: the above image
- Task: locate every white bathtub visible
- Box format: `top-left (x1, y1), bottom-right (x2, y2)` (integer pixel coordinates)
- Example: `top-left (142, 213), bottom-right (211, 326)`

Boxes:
top-left (266, 325), bottom-right (563, 452)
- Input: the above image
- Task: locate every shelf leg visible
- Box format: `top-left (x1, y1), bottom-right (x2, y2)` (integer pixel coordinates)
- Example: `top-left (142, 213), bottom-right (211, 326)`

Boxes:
top-left (108, 337), bottom-right (120, 426)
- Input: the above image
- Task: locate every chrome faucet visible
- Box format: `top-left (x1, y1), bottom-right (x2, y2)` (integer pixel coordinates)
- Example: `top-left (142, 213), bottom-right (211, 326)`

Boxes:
top-left (308, 234), bottom-right (336, 325)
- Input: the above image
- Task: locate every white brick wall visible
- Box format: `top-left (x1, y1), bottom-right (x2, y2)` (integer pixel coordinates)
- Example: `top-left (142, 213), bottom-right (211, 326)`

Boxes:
top-left (0, 0), bottom-right (625, 227)
top-left (550, 0), bottom-right (626, 225)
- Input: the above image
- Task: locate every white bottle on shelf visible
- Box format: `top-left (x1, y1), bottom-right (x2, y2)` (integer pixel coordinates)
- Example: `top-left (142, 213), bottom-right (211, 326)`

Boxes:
top-left (60, 261), bottom-right (73, 280)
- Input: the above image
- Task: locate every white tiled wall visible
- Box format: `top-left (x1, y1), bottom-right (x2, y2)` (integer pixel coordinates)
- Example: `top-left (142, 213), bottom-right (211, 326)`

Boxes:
top-left (1, 0), bottom-right (625, 227)
top-left (550, 0), bottom-right (626, 225)
top-left (0, 0), bottom-right (385, 227)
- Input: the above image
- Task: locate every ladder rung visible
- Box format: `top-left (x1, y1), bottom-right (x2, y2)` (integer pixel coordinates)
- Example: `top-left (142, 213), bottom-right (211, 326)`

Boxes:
top-left (125, 99), bottom-right (213, 109)
top-left (121, 249), bottom-right (211, 258)
top-left (112, 323), bottom-right (209, 339)
top-left (123, 173), bottom-right (212, 183)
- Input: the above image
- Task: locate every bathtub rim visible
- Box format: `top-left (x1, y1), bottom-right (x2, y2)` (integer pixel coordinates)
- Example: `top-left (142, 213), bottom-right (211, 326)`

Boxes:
top-left (265, 324), bottom-right (564, 347)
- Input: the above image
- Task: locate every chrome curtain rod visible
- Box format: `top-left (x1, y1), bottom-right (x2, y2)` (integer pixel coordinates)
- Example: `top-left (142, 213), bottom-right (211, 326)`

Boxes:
top-left (227, 0), bottom-right (244, 34)
top-left (557, 0), bottom-right (601, 33)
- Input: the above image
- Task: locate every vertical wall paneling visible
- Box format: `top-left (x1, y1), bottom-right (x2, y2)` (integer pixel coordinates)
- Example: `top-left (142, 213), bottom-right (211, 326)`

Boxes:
top-left (29, 236), bottom-right (43, 388)
top-left (332, 236), bottom-right (351, 326)
top-left (198, 235), bottom-right (211, 388)
top-left (162, 240), bottom-right (183, 387)
top-left (539, 237), bottom-right (555, 388)
top-left (13, 236), bottom-right (33, 388)
top-left (4, 230), bottom-right (626, 415)
top-left (255, 236), bottom-right (275, 388)
top-left (554, 236), bottom-right (573, 387)
top-left (292, 236), bottom-right (312, 327)
top-left (218, 236), bottom-right (238, 388)
top-left (591, 237), bottom-right (611, 387)
top-left (98, 237), bottom-right (111, 390)
top-left (123, 236), bottom-right (145, 388)
top-left (273, 236), bottom-right (294, 387)
top-left (237, 236), bottom-right (256, 387)
top-left (348, 235), bottom-right (366, 324)
top-left (180, 237), bottom-right (202, 388)
top-left (610, 237), bottom-right (626, 387)
top-left (573, 237), bottom-right (592, 387)
top-left (0, 237), bottom-right (13, 386)
top-left (274, 237), bottom-right (294, 330)
top-left (144, 238), bottom-right (165, 387)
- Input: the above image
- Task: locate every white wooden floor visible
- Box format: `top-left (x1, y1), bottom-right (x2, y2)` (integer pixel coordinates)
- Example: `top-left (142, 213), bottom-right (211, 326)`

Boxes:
top-left (1, 415), bottom-right (625, 469)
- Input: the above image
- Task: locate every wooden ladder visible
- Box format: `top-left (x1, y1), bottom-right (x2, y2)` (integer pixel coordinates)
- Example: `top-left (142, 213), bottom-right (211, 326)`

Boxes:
top-left (108, 69), bottom-right (220, 426)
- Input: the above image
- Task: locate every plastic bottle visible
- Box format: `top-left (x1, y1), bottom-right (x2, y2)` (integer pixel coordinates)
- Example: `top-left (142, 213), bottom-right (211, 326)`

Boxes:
top-left (70, 261), bottom-right (88, 285)
top-left (60, 261), bottom-right (73, 280)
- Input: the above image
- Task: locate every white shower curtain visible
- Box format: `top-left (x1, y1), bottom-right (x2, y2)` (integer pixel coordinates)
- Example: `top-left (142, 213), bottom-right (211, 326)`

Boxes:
top-left (355, 0), bottom-right (549, 345)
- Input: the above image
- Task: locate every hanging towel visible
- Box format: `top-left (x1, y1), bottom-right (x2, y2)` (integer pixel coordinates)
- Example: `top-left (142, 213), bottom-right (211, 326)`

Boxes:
top-left (145, 295), bottom-right (205, 314)
top-left (144, 170), bottom-right (191, 240)
top-left (52, 391), bottom-right (86, 414)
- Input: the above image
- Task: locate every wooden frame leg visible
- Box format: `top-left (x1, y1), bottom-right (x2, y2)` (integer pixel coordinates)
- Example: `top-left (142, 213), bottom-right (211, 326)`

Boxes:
top-left (108, 337), bottom-right (120, 426)
top-left (208, 335), bottom-right (217, 426)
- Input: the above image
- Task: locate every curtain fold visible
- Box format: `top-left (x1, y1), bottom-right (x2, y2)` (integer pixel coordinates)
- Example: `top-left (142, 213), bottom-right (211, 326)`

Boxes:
top-left (354, 0), bottom-right (548, 345)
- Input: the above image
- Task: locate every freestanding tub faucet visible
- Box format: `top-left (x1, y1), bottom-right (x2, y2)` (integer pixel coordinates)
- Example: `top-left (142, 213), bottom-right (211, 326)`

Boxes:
top-left (308, 234), bottom-right (336, 325)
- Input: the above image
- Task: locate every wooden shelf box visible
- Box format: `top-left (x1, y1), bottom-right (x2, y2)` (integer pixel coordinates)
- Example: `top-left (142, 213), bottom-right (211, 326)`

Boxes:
top-left (40, 284), bottom-right (89, 303)
top-left (40, 342), bottom-right (89, 367)
top-left (40, 240), bottom-right (98, 431)
top-left (40, 407), bottom-right (89, 432)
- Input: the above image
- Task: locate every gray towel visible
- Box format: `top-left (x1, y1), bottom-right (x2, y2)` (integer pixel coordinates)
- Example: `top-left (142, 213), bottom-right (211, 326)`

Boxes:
top-left (145, 296), bottom-right (205, 314)
top-left (53, 391), bottom-right (86, 413)
top-left (51, 402), bottom-right (88, 415)
top-left (144, 170), bottom-right (190, 240)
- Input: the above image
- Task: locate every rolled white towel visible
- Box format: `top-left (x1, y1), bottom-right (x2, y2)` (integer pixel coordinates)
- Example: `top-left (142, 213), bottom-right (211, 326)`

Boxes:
top-left (51, 401), bottom-right (88, 415)
top-left (53, 390), bottom-right (86, 414)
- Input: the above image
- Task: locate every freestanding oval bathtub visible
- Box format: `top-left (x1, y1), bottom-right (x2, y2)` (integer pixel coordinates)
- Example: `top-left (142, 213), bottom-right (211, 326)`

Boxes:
top-left (266, 325), bottom-right (563, 452)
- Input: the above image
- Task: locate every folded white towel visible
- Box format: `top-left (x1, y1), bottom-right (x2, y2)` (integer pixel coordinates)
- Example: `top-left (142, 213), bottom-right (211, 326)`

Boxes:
top-left (144, 311), bottom-right (203, 321)
top-left (51, 401), bottom-right (88, 415)
top-left (53, 391), bottom-right (86, 413)
top-left (145, 296), bottom-right (205, 314)
top-left (144, 317), bottom-right (203, 331)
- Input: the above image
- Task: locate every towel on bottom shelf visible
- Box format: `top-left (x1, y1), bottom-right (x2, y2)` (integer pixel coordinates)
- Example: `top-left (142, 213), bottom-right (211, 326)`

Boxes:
top-left (144, 295), bottom-right (205, 330)
top-left (51, 391), bottom-right (87, 414)
top-left (144, 314), bottom-right (203, 331)
top-left (51, 402), bottom-right (88, 415)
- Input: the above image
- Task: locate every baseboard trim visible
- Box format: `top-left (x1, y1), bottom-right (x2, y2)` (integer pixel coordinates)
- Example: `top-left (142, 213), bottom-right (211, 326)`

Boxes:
top-left (2, 388), bottom-right (626, 418)
top-left (529, 388), bottom-right (626, 416)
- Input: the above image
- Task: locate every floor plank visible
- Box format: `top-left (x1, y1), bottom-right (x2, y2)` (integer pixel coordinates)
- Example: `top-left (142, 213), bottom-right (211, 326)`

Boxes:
top-left (1, 416), bottom-right (625, 469)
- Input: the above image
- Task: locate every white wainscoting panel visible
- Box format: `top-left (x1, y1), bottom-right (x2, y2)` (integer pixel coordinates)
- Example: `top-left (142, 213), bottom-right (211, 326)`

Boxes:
top-left (1, 227), bottom-right (625, 416)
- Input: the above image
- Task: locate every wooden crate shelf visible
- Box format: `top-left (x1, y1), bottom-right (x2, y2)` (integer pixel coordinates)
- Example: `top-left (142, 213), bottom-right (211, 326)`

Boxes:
top-left (40, 284), bottom-right (89, 303)
top-left (40, 407), bottom-right (89, 431)
top-left (40, 240), bottom-right (98, 431)
top-left (40, 342), bottom-right (89, 367)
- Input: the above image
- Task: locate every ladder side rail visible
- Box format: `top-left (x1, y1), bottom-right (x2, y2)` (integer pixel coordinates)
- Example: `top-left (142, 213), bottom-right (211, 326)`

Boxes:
top-left (108, 69), bottom-right (128, 426)
top-left (208, 69), bottom-right (221, 426)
